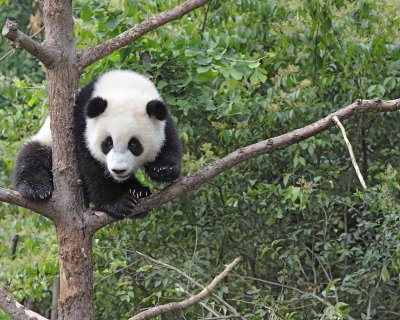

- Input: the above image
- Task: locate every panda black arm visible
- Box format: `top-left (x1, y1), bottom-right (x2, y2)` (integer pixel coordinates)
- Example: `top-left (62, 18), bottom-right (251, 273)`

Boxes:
top-left (145, 115), bottom-right (182, 182)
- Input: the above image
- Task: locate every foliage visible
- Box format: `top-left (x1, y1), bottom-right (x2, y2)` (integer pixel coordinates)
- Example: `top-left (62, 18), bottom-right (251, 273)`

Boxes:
top-left (1, 0), bottom-right (400, 319)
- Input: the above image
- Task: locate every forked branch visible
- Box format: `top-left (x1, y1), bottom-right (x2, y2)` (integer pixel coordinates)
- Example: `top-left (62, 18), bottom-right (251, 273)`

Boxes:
top-left (78, 0), bottom-right (209, 69)
top-left (0, 289), bottom-right (49, 320)
top-left (128, 257), bottom-right (241, 320)
top-left (2, 19), bottom-right (58, 68)
top-left (86, 98), bottom-right (400, 231)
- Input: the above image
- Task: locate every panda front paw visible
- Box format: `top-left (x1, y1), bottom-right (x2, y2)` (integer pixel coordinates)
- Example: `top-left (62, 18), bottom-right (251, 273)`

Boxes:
top-left (100, 191), bottom-right (139, 220)
top-left (15, 180), bottom-right (53, 201)
top-left (147, 163), bottom-right (180, 182)
top-left (129, 186), bottom-right (151, 199)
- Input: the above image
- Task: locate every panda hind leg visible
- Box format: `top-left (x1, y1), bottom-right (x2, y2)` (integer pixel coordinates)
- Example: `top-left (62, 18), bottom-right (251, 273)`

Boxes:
top-left (13, 141), bottom-right (53, 201)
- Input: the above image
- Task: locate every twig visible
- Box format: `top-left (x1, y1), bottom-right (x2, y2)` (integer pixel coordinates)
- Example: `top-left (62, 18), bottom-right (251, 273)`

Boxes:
top-left (2, 20), bottom-right (57, 67)
top-left (134, 251), bottom-right (245, 319)
top-left (0, 288), bottom-right (49, 320)
top-left (200, 0), bottom-right (212, 36)
top-left (86, 98), bottom-right (400, 231)
top-left (239, 275), bottom-right (355, 320)
top-left (128, 257), bottom-right (241, 320)
top-left (79, 0), bottom-right (209, 69)
top-left (332, 115), bottom-right (367, 189)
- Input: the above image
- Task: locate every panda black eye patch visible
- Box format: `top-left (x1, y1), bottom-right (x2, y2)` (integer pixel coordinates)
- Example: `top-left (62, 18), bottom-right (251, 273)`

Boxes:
top-left (101, 136), bottom-right (113, 154)
top-left (128, 137), bottom-right (143, 156)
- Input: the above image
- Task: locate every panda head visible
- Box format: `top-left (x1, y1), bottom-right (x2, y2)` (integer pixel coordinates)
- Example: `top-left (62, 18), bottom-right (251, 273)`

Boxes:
top-left (84, 70), bottom-right (167, 182)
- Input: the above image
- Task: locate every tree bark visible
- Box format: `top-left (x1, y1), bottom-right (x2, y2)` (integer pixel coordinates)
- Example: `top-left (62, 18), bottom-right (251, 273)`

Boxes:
top-left (50, 279), bottom-right (60, 320)
top-left (56, 225), bottom-right (94, 320)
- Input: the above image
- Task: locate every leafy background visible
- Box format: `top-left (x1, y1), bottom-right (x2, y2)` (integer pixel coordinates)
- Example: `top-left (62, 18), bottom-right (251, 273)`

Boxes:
top-left (1, 0), bottom-right (400, 319)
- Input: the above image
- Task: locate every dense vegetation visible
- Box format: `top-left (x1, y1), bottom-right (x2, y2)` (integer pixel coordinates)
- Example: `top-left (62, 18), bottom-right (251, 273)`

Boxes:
top-left (1, 0), bottom-right (400, 319)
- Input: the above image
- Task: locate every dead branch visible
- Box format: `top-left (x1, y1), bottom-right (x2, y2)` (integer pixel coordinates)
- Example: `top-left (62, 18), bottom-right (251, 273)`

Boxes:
top-left (86, 98), bottom-right (400, 231)
top-left (128, 257), bottom-right (241, 320)
top-left (78, 0), bottom-right (209, 69)
top-left (134, 251), bottom-right (245, 319)
top-left (0, 289), bottom-right (49, 320)
top-left (2, 19), bottom-right (58, 68)
top-left (332, 115), bottom-right (367, 189)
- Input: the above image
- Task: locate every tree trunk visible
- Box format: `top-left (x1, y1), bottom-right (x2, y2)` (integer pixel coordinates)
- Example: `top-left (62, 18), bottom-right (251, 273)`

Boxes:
top-left (42, 1), bottom-right (92, 319)
top-left (56, 224), bottom-right (94, 320)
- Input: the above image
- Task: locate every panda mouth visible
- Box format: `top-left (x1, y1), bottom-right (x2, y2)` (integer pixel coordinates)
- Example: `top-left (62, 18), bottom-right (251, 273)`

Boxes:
top-left (113, 173), bottom-right (131, 181)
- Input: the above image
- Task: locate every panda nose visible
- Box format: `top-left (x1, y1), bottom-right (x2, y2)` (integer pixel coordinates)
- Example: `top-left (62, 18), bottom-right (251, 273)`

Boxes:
top-left (112, 169), bottom-right (127, 174)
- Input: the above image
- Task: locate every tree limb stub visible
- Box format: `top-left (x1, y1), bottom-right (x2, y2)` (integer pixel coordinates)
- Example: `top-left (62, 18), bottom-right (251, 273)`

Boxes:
top-left (2, 19), bottom-right (58, 68)
top-left (0, 289), bottom-right (49, 320)
top-left (128, 257), bottom-right (241, 320)
top-left (78, 0), bottom-right (209, 69)
top-left (86, 98), bottom-right (400, 231)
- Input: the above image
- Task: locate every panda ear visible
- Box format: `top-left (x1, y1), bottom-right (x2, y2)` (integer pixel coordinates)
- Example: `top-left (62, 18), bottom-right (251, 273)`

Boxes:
top-left (86, 97), bottom-right (107, 118)
top-left (146, 100), bottom-right (168, 120)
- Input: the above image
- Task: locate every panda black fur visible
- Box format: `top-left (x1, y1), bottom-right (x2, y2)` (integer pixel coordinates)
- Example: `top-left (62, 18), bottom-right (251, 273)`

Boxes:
top-left (13, 70), bottom-right (182, 219)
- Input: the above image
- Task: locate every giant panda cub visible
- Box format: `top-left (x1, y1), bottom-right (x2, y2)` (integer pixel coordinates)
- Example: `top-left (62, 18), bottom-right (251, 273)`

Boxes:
top-left (13, 70), bottom-right (182, 219)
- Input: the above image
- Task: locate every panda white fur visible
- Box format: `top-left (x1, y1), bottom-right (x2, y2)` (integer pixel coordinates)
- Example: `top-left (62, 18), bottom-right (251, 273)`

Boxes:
top-left (13, 70), bottom-right (182, 219)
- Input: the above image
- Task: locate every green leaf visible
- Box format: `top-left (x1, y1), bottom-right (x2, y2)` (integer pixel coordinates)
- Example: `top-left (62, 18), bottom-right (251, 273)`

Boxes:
top-left (381, 266), bottom-right (390, 282)
top-left (325, 278), bottom-right (341, 295)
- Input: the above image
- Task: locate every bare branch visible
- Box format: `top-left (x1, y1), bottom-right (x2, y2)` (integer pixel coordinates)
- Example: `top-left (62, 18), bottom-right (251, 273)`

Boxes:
top-left (332, 115), bottom-right (367, 189)
top-left (0, 288), bottom-right (49, 320)
top-left (78, 0), bottom-right (209, 69)
top-left (0, 187), bottom-right (57, 221)
top-left (128, 257), bottom-right (241, 320)
top-left (133, 251), bottom-right (245, 320)
top-left (2, 19), bottom-right (58, 68)
top-left (86, 98), bottom-right (400, 231)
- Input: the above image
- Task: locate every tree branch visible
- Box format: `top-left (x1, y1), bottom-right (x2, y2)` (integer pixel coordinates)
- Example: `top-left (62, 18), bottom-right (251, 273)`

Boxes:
top-left (2, 19), bottom-right (58, 68)
top-left (0, 289), bottom-right (49, 320)
top-left (133, 251), bottom-right (245, 320)
top-left (0, 187), bottom-right (57, 220)
top-left (86, 98), bottom-right (400, 231)
top-left (128, 257), bottom-right (241, 320)
top-left (78, 0), bottom-right (209, 69)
